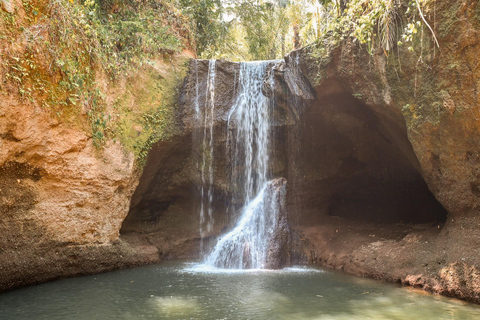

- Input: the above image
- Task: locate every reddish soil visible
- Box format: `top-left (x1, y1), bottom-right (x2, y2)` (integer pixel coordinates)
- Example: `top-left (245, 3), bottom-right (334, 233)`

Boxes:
top-left (295, 214), bottom-right (480, 303)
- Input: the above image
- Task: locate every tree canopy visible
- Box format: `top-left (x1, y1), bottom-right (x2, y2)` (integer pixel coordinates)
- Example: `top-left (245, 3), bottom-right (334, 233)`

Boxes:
top-left (180, 0), bottom-right (440, 62)
top-left (180, 0), bottom-right (322, 60)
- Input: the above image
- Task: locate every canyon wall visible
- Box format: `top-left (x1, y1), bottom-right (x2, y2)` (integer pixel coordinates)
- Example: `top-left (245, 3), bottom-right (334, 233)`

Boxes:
top-left (0, 90), bottom-right (156, 291)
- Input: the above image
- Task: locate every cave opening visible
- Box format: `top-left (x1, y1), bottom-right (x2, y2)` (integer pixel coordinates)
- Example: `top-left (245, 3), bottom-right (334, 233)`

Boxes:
top-left (287, 88), bottom-right (448, 226)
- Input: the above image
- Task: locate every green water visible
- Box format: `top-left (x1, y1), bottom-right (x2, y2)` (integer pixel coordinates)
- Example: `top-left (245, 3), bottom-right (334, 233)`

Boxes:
top-left (0, 262), bottom-right (479, 320)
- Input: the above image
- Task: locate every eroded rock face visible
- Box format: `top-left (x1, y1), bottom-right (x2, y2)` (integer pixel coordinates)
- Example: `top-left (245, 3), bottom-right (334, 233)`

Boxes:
top-left (0, 96), bottom-right (158, 290)
top-left (0, 102), bottom-right (137, 243)
top-left (1, 0), bottom-right (15, 13)
top-left (121, 60), bottom-right (241, 258)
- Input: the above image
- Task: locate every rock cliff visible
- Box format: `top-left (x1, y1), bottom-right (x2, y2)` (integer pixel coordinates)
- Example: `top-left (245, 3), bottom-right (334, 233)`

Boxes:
top-left (0, 0), bottom-right (190, 290)
top-left (269, 0), bottom-right (480, 303)
top-left (0, 89), bottom-right (157, 291)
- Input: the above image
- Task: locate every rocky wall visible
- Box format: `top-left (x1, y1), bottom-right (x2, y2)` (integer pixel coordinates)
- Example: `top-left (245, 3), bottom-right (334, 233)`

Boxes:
top-left (0, 94), bottom-right (160, 290)
top-left (273, 0), bottom-right (480, 303)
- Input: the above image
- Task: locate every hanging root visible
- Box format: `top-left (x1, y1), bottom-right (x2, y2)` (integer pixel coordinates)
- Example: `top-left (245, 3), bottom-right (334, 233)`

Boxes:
top-left (415, 0), bottom-right (440, 48)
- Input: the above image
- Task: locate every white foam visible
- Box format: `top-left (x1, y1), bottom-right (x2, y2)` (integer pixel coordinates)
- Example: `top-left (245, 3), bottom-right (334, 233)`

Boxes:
top-left (182, 263), bottom-right (323, 274)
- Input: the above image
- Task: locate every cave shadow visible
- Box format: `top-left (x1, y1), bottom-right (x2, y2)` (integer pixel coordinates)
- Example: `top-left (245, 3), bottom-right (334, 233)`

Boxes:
top-left (286, 86), bottom-right (448, 227)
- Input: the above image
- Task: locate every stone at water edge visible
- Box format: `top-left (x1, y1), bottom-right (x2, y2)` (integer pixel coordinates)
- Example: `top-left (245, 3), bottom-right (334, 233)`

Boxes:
top-left (265, 177), bottom-right (292, 269)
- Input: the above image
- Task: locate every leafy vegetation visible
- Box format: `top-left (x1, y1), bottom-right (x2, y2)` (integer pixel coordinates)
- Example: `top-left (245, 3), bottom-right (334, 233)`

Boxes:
top-left (180, 0), bottom-right (323, 61)
top-left (1, 0), bottom-right (192, 162)
top-left (308, 0), bottom-right (439, 55)
top-left (84, 0), bottom-right (190, 76)
top-left (114, 62), bottom-right (186, 166)
top-left (179, 0), bottom-right (227, 57)
top-left (179, 0), bottom-right (440, 61)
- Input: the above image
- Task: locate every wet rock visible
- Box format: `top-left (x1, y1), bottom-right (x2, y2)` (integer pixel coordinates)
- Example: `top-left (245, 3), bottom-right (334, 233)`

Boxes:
top-left (179, 59), bottom-right (240, 131)
top-left (265, 178), bottom-right (291, 269)
top-left (203, 177), bottom-right (293, 269)
top-left (123, 60), bottom-right (241, 254)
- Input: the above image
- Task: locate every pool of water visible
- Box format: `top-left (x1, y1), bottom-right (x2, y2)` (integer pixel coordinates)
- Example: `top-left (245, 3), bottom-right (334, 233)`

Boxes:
top-left (0, 262), bottom-right (479, 320)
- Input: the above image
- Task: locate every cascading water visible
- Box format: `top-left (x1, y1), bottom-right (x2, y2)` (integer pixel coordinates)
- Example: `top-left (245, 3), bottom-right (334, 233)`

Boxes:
top-left (198, 60), bottom-right (216, 253)
top-left (205, 179), bottom-right (286, 269)
top-left (197, 60), bottom-right (285, 269)
top-left (228, 62), bottom-right (270, 205)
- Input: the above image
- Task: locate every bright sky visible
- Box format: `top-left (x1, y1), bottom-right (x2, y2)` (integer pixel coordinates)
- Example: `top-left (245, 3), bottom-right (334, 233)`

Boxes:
top-left (221, 0), bottom-right (323, 22)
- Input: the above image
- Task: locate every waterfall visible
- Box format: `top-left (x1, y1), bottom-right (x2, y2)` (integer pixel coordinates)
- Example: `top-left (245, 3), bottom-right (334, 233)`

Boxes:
top-left (198, 60), bottom-right (216, 253)
top-left (195, 60), bottom-right (286, 269)
top-left (228, 62), bottom-right (271, 205)
top-left (205, 178), bottom-right (287, 269)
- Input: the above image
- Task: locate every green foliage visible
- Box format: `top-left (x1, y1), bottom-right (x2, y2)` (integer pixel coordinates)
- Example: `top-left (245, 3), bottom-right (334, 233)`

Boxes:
top-left (352, 93), bottom-right (363, 99)
top-left (86, 88), bottom-right (111, 147)
top-left (239, 1), bottom-right (293, 60)
top-left (82, 0), bottom-right (187, 76)
top-left (1, 0), bottom-right (192, 164)
top-left (378, 0), bottom-right (401, 51)
top-left (0, 9), bottom-right (17, 41)
top-left (179, 0), bottom-right (320, 60)
top-left (179, 0), bottom-right (227, 58)
top-left (318, 0), bottom-right (334, 6)
top-left (308, 0), bottom-right (439, 58)
top-left (334, 0), bottom-right (402, 54)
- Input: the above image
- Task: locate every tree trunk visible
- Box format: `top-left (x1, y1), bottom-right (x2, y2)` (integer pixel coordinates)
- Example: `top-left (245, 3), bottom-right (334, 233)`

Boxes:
top-left (293, 24), bottom-right (300, 49)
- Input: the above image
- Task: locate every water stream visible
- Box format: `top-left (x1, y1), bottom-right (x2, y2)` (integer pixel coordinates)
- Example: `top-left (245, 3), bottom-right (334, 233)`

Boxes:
top-left (197, 61), bottom-right (282, 269)
top-left (226, 61), bottom-right (271, 205)
top-left (198, 60), bottom-right (217, 252)
top-left (205, 179), bottom-right (285, 269)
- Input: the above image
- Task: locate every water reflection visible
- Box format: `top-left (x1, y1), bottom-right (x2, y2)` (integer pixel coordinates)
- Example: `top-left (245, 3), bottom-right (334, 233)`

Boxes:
top-left (0, 262), bottom-right (479, 320)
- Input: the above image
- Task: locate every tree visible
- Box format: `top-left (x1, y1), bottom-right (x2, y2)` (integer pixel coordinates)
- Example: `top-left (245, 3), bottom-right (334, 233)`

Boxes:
top-left (179, 0), bottom-right (228, 58)
top-left (180, 0), bottom-right (319, 60)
